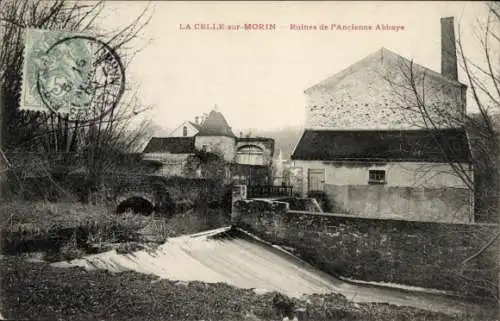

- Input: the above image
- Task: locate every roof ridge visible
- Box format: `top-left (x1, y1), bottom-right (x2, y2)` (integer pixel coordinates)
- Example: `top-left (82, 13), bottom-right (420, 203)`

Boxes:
top-left (382, 48), bottom-right (466, 88)
top-left (304, 48), bottom-right (385, 94)
top-left (304, 47), bottom-right (465, 94)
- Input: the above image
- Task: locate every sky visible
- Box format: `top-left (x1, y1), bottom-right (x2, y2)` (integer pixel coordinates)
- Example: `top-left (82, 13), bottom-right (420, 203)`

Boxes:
top-left (96, 1), bottom-right (492, 132)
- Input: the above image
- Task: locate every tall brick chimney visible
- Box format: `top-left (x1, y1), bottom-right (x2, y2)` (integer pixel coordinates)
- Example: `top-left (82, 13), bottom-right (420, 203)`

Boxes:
top-left (440, 17), bottom-right (458, 81)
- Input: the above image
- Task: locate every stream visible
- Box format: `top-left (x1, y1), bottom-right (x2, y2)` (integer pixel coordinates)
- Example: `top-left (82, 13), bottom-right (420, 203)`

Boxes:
top-left (51, 226), bottom-right (492, 317)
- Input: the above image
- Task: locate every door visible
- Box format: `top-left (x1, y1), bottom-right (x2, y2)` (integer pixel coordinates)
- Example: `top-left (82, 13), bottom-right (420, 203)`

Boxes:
top-left (308, 169), bottom-right (325, 193)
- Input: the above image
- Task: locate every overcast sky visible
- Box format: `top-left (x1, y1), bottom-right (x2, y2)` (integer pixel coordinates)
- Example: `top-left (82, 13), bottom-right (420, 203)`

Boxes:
top-left (98, 1), bottom-right (491, 132)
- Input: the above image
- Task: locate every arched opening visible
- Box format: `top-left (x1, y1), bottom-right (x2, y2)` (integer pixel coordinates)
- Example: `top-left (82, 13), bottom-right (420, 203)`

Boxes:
top-left (183, 125), bottom-right (188, 136)
top-left (116, 197), bottom-right (154, 216)
top-left (236, 145), bottom-right (264, 165)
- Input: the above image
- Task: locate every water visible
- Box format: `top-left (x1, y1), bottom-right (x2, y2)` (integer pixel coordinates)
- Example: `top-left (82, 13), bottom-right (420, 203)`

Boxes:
top-left (51, 226), bottom-right (491, 316)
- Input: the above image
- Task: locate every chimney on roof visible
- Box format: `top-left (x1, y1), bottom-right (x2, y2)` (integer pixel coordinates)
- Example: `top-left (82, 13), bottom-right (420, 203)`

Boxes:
top-left (195, 116), bottom-right (199, 124)
top-left (440, 17), bottom-right (458, 81)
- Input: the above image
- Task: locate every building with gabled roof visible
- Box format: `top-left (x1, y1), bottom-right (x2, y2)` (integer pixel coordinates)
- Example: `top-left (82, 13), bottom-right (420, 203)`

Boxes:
top-left (303, 46), bottom-right (466, 131)
top-left (167, 121), bottom-right (202, 138)
top-left (290, 17), bottom-right (474, 223)
top-left (142, 107), bottom-right (277, 185)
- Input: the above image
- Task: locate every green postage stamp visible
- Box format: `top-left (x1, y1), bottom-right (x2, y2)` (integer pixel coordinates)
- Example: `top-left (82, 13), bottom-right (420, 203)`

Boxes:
top-left (21, 28), bottom-right (125, 122)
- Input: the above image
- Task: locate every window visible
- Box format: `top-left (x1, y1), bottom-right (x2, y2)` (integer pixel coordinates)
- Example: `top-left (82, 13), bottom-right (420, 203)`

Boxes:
top-left (368, 170), bottom-right (386, 184)
top-left (182, 126), bottom-right (188, 137)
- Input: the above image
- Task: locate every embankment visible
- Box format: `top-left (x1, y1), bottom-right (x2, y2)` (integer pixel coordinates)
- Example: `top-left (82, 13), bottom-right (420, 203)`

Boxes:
top-left (232, 199), bottom-right (499, 300)
top-left (0, 201), bottom-right (230, 261)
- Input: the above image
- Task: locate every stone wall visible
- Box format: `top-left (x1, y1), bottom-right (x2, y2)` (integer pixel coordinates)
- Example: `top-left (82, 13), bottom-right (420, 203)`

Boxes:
top-left (305, 48), bottom-right (466, 130)
top-left (235, 138), bottom-right (274, 166)
top-left (8, 173), bottom-right (230, 215)
top-left (143, 153), bottom-right (190, 177)
top-left (324, 185), bottom-right (472, 223)
top-left (110, 175), bottom-right (228, 213)
top-left (194, 136), bottom-right (236, 163)
top-left (232, 200), bottom-right (499, 299)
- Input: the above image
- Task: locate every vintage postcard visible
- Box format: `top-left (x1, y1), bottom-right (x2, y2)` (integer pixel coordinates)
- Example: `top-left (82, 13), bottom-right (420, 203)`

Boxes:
top-left (21, 28), bottom-right (125, 122)
top-left (0, 1), bottom-right (498, 320)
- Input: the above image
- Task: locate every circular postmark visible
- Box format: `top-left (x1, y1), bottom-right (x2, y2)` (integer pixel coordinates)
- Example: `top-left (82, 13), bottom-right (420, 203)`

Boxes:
top-left (36, 35), bottom-right (125, 123)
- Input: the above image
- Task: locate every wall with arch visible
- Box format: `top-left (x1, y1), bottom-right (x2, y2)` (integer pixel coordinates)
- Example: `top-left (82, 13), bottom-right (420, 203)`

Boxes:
top-left (235, 138), bottom-right (274, 166)
top-left (109, 175), bottom-right (228, 214)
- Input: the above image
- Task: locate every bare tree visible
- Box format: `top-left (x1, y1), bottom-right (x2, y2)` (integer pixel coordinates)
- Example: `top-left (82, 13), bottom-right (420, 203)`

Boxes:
top-left (0, 0), bottom-right (155, 201)
top-left (383, 3), bottom-right (499, 222)
top-left (384, 2), bottom-right (500, 303)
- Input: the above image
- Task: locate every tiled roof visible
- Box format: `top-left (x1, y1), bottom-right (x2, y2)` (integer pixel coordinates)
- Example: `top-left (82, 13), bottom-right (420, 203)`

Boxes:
top-left (291, 129), bottom-right (472, 163)
top-left (197, 110), bottom-right (235, 137)
top-left (142, 137), bottom-right (195, 154)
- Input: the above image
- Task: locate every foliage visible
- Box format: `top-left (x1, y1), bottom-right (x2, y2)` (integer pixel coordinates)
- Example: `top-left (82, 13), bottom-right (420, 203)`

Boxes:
top-left (184, 148), bottom-right (230, 182)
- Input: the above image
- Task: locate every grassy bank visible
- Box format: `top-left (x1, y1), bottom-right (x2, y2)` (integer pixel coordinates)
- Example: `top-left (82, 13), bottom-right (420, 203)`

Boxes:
top-left (0, 201), bottom-right (230, 261)
top-left (1, 256), bottom-right (494, 321)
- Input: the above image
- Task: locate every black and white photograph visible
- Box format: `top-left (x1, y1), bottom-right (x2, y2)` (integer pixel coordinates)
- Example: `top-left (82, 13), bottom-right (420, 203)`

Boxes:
top-left (0, 1), bottom-right (499, 320)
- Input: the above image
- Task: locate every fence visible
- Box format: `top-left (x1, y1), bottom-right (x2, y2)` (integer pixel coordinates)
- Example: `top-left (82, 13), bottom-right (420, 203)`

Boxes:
top-left (247, 185), bottom-right (293, 198)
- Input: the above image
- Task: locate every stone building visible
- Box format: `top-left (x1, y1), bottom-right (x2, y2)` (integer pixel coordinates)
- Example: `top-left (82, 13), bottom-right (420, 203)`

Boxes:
top-left (142, 108), bottom-right (276, 185)
top-left (232, 137), bottom-right (275, 186)
top-left (290, 17), bottom-right (474, 223)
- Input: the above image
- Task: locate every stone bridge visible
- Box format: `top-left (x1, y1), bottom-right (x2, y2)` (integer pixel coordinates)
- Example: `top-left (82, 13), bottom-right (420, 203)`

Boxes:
top-left (7, 170), bottom-right (229, 215)
top-left (103, 174), bottom-right (228, 214)
top-left (115, 190), bottom-right (156, 209)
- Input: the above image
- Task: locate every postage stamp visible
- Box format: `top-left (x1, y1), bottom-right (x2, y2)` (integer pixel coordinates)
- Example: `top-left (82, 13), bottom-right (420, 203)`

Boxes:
top-left (21, 28), bottom-right (125, 122)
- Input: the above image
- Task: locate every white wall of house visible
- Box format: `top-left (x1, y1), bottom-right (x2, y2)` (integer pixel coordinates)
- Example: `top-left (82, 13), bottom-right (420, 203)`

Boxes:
top-left (194, 136), bottom-right (236, 162)
top-left (292, 160), bottom-right (472, 189)
top-left (291, 160), bottom-right (474, 223)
